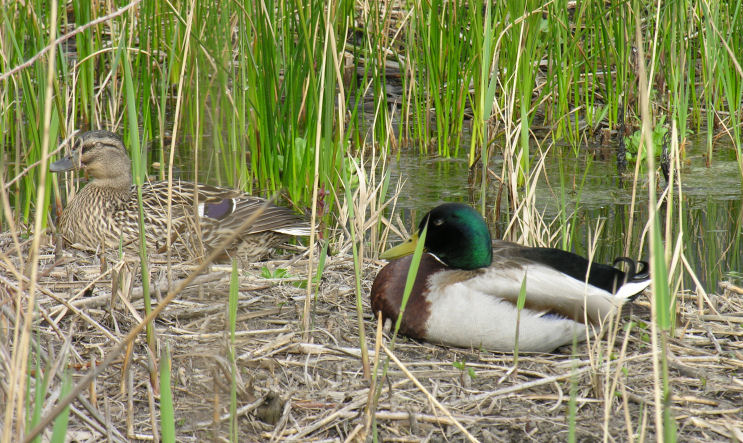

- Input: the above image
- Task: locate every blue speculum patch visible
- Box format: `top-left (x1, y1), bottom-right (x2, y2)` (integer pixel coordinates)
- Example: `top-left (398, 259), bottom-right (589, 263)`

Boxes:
top-left (204, 199), bottom-right (234, 220)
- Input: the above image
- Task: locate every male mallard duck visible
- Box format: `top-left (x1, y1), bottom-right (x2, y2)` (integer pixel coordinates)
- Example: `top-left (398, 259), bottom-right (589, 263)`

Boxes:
top-left (371, 203), bottom-right (650, 353)
top-left (50, 130), bottom-right (310, 260)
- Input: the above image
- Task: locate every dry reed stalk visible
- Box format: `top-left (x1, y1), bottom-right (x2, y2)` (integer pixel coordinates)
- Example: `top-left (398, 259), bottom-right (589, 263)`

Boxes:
top-left (2, 233), bottom-right (742, 440)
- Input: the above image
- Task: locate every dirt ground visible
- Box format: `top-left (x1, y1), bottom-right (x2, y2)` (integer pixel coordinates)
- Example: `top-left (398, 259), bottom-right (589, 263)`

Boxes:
top-left (2, 234), bottom-right (742, 442)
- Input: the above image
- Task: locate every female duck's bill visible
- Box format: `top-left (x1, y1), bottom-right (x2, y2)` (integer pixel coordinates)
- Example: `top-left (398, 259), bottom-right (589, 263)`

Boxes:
top-left (371, 203), bottom-right (651, 353)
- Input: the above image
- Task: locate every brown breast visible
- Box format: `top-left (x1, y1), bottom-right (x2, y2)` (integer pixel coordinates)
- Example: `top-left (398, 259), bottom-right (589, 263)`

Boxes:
top-left (370, 254), bottom-right (449, 339)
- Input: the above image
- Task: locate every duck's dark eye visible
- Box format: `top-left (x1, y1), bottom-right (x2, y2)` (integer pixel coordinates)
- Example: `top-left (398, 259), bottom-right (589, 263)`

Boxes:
top-left (432, 218), bottom-right (444, 226)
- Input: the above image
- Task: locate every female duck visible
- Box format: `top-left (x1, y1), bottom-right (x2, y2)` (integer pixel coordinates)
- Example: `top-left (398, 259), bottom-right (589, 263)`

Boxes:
top-left (371, 203), bottom-right (650, 353)
top-left (50, 130), bottom-right (310, 260)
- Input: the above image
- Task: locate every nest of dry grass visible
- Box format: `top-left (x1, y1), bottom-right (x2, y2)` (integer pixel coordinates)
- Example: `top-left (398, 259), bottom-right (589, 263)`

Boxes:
top-left (1, 232), bottom-right (742, 442)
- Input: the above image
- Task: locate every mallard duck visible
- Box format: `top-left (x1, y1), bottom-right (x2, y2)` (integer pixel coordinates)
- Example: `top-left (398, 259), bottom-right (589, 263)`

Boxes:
top-left (50, 130), bottom-right (310, 260)
top-left (371, 203), bottom-right (651, 353)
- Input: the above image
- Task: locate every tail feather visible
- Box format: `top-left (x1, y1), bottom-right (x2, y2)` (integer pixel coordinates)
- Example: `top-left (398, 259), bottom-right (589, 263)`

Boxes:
top-left (612, 257), bottom-right (651, 300)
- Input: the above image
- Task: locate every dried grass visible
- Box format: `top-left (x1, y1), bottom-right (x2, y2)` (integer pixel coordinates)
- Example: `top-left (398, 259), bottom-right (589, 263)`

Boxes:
top-left (1, 232), bottom-right (742, 442)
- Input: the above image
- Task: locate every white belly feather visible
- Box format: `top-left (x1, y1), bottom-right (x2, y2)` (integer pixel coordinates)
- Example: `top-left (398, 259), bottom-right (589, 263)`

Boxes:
top-left (422, 264), bottom-right (633, 353)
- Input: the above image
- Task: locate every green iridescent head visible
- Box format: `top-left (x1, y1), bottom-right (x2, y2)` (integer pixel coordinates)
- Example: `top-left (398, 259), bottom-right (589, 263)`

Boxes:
top-left (381, 203), bottom-right (493, 270)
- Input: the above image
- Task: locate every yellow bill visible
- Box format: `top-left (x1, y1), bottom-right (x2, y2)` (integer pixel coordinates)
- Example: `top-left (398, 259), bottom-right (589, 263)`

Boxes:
top-left (380, 232), bottom-right (420, 259)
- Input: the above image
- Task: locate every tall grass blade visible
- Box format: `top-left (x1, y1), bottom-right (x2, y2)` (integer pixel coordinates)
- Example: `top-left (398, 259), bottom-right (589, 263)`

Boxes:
top-left (342, 166), bottom-right (370, 379)
top-left (392, 225), bottom-right (427, 340)
top-left (122, 37), bottom-right (157, 393)
top-left (49, 371), bottom-right (71, 443)
top-left (634, 6), bottom-right (677, 440)
top-left (159, 345), bottom-right (175, 443)
top-left (229, 259), bottom-right (239, 442)
top-left (512, 274), bottom-right (527, 368)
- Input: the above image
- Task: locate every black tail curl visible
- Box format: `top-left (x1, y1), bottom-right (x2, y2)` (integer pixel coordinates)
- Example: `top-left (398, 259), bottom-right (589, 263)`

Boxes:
top-left (612, 257), bottom-right (650, 281)
top-left (612, 257), bottom-right (651, 300)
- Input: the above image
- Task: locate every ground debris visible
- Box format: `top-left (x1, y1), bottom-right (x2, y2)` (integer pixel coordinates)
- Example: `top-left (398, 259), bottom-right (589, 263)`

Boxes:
top-left (1, 237), bottom-right (742, 442)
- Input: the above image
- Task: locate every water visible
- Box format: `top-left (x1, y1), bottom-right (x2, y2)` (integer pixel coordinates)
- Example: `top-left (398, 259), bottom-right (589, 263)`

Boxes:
top-left (386, 135), bottom-right (743, 292)
top-left (173, 128), bottom-right (741, 292)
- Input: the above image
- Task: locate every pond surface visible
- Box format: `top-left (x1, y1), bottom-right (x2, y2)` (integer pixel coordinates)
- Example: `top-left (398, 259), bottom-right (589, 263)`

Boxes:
top-left (175, 129), bottom-right (741, 292)
top-left (386, 135), bottom-right (743, 293)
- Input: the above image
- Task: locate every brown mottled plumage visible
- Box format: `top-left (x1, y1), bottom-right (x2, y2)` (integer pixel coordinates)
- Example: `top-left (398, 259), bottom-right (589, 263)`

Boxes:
top-left (50, 130), bottom-right (310, 260)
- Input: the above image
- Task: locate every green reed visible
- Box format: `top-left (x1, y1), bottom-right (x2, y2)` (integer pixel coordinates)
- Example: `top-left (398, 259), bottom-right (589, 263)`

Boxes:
top-left (122, 45), bottom-right (157, 379)
top-left (634, 6), bottom-right (677, 439)
top-left (544, 0), bottom-right (571, 142)
top-left (2, 1), bottom-right (743, 440)
top-left (49, 370), bottom-right (71, 443)
top-left (28, 352), bottom-right (45, 442)
top-left (5, 0), bottom-right (357, 219)
top-left (666, 1), bottom-right (692, 147)
top-left (470, 0), bottom-right (498, 212)
top-left (515, 0), bottom-right (547, 184)
top-left (3, 0), bottom-right (743, 234)
top-left (71, 0), bottom-right (93, 125)
top-left (2, 3), bottom-right (58, 230)
top-left (159, 345), bottom-right (176, 443)
top-left (228, 260), bottom-right (239, 442)
top-left (699, 18), bottom-right (715, 162)
top-left (406, 0), bottom-right (475, 156)
top-left (713, 6), bottom-right (743, 178)
top-left (371, 223), bottom-right (428, 420)
top-left (357, 0), bottom-right (391, 146)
